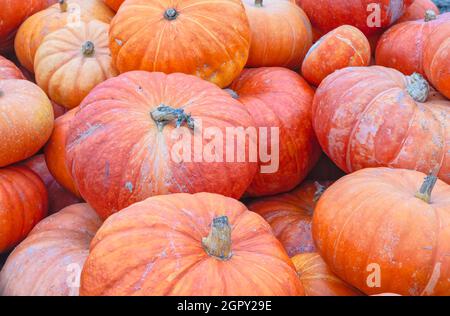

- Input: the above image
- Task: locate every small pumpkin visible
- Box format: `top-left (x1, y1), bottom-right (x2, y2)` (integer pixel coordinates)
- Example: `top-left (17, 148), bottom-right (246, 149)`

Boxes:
top-left (35, 20), bottom-right (118, 109)
top-left (302, 25), bottom-right (371, 86)
top-left (80, 192), bottom-right (303, 296)
top-left (397, 0), bottom-right (439, 23)
top-left (0, 203), bottom-right (101, 296)
top-left (103, 0), bottom-right (123, 11)
top-left (0, 55), bottom-right (25, 80)
top-left (0, 166), bottom-right (48, 253)
top-left (313, 167), bottom-right (450, 295)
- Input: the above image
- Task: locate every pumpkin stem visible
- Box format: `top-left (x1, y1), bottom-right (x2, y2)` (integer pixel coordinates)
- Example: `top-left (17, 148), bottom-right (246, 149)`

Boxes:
top-left (255, 0), bottom-right (263, 7)
top-left (415, 168), bottom-right (439, 203)
top-left (82, 41), bottom-right (95, 57)
top-left (59, 0), bottom-right (68, 12)
top-left (424, 10), bottom-right (437, 22)
top-left (406, 73), bottom-right (429, 103)
top-left (313, 181), bottom-right (327, 203)
top-left (224, 88), bottom-right (239, 99)
top-left (164, 8), bottom-right (178, 20)
top-left (150, 105), bottom-right (194, 130)
top-left (202, 216), bottom-right (233, 260)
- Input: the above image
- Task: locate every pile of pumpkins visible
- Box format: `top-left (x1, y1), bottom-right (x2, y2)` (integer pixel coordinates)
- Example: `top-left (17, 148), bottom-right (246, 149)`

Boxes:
top-left (0, 0), bottom-right (449, 296)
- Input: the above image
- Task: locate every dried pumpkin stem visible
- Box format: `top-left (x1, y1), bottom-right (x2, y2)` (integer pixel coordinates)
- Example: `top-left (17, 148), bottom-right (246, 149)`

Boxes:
top-left (224, 88), bottom-right (239, 99)
top-left (406, 73), bottom-right (429, 103)
top-left (424, 10), bottom-right (437, 22)
top-left (59, 0), bottom-right (68, 12)
top-left (150, 105), bottom-right (194, 130)
top-left (82, 41), bottom-right (95, 56)
top-left (255, 0), bottom-right (263, 7)
top-left (415, 170), bottom-right (439, 204)
top-left (164, 8), bottom-right (178, 20)
top-left (202, 216), bottom-right (233, 260)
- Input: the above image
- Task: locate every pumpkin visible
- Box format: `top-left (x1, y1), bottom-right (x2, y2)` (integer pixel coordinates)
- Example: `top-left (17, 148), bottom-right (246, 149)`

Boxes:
top-left (376, 12), bottom-right (450, 77)
top-left (247, 181), bottom-right (331, 257)
top-left (103, 0), bottom-right (123, 11)
top-left (292, 253), bottom-right (363, 296)
top-left (21, 155), bottom-right (81, 214)
top-left (229, 67), bottom-right (321, 197)
top-left (0, 55), bottom-right (25, 80)
top-left (307, 154), bottom-right (346, 181)
top-left (0, 203), bottom-right (101, 296)
top-left (45, 109), bottom-right (80, 197)
top-left (66, 71), bottom-right (257, 219)
top-left (35, 20), bottom-right (118, 109)
top-left (0, 166), bottom-right (48, 253)
top-left (0, 79), bottom-right (54, 167)
top-left (313, 167), bottom-right (450, 295)
top-left (301, 25), bottom-right (371, 86)
top-left (242, 0), bottom-right (312, 69)
top-left (80, 192), bottom-right (303, 295)
top-left (14, 0), bottom-right (114, 73)
top-left (397, 0), bottom-right (439, 23)
top-left (312, 66), bottom-right (449, 184)
top-left (109, 0), bottom-right (250, 88)
top-left (52, 101), bottom-right (67, 119)
top-left (295, 0), bottom-right (414, 36)
top-left (423, 19), bottom-right (450, 99)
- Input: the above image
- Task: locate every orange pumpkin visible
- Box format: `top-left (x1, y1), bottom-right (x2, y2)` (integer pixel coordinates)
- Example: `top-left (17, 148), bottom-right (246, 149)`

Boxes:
top-left (292, 253), bottom-right (363, 296)
top-left (80, 192), bottom-right (303, 295)
top-left (302, 25), bottom-right (371, 86)
top-left (0, 203), bottom-right (101, 296)
top-left (109, 0), bottom-right (250, 88)
top-left (242, 0), bottom-right (312, 69)
top-left (0, 79), bottom-right (54, 167)
top-left (103, 0), bottom-right (123, 11)
top-left (14, 0), bottom-right (114, 73)
top-left (397, 0), bottom-right (439, 23)
top-left (35, 20), bottom-right (117, 109)
top-left (313, 67), bottom-right (449, 184)
top-left (0, 55), bottom-right (25, 80)
top-left (0, 166), bottom-right (48, 253)
top-left (313, 167), bottom-right (450, 295)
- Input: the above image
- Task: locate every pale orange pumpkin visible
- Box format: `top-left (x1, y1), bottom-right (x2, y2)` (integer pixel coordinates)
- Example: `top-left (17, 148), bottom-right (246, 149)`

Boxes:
top-left (0, 55), bottom-right (25, 80)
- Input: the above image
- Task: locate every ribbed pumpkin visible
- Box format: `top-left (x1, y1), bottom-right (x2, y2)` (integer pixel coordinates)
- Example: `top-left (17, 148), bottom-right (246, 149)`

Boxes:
top-left (35, 20), bottom-right (117, 109)
top-left (0, 79), bottom-right (54, 167)
top-left (302, 25), bottom-right (371, 86)
top-left (229, 67), bottom-right (320, 197)
top-left (14, 0), bottom-right (114, 73)
top-left (397, 0), bottom-right (439, 23)
top-left (292, 253), bottom-right (363, 296)
top-left (109, 0), bottom-right (250, 88)
top-left (66, 71), bottom-right (257, 219)
top-left (313, 168), bottom-right (450, 295)
top-left (247, 181), bottom-right (331, 257)
top-left (103, 0), bottom-right (123, 11)
top-left (80, 192), bottom-right (303, 296)
top-left (242, 0), bottom-right (312, 68)
top-left (0, 166), bottom-right (48, 253)
top-left (0, 203), bottom-right (101, 296)
top-left (0, 55), bottom-right (25, 80)
top-left (313, 67), bottom-right (449, 184)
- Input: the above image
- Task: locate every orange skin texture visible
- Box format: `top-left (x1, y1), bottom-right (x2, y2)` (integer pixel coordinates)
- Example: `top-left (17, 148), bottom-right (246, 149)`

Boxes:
top-left (103, 0), bottom-right (124, 11)
top-left (35, 20), bottom-right (118, 109)
top-left (45, 109), bottom-right (81, 198)
top-left (376, 13), bottom-right (450, 77)
top-left (80, 192), bottom-right (303, 296)
top-left (14, 0), bottom-right (114, 73)
top-left (312, 66), bottom-right (450, 184)
top-left (0, 203), bottom-right (101, 296)
top-left (292, 253), bottom-right (363, 296)
top-left (423, 20), bottom-right (450, 99)
top-left (247, 181), bottom-right (331, 257)
top-left (396, 0), bottom-right (439, 23)
top-left (66, 71), bottom-right (258, 219)
top-left (0, 166), bottom-right (48, 253)
top-left (230, 67), bottom-right (321, 197)
top-left (243, 0), bottom-right (312, 69)
top-left (0, 55), bottom-right (25, 80)
top-left (0, 79), bottom-right (54, 167)
top-left (109, 0), bottom-right (250, 88)
top-left (313, 167), bottom-right (450, 296)
top-left (302, 25), bottom-right (371, 86)
top-left (296, 0), bottom-right (414, 36)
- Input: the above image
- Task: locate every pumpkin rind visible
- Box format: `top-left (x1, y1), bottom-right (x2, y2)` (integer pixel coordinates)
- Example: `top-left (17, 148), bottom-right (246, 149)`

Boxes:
top-left (103, 0), bottom-right (123, 11)
top-left (397, 0), bottom-right (440, 23)
top-left (0, 55), bottom-right (25, 80)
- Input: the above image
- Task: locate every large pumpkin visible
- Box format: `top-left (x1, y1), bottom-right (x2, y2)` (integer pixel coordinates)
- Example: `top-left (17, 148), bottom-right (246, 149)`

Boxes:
top-left (35, 20), bottom-right (117, 109)
top-left (313, 66), bottom-right (449, 184)
top-left (292, 253), bottom-right (363, 296)
top-left (0, 55), bottom-right (25, 80)
top-left (66, 71), bottom-right (257, 219)
top-left (247, 181), bottom-right (331, 257)
top-left (0, 79), bottom-right (54, 167)
top-left (109, 0), bottom-right (250, 88)
top-left (103, 0), bottom-right (123, 11)
top-left (80, 192), bottom-right (303, 295)
top-left (0, 166), bottom-right (48, 253)
top-left (229, 67), bottom-right (321, 197)
top-left (14, 0), bottom-right (114, 73)
top-left (397, 0), bottom-right (439, 23)
top-left (242, 0), bottom-right (312, 69)
top-left (313, 167), bottom-right (450, 295)
top-left (0, 203), bottom-right (101, 296)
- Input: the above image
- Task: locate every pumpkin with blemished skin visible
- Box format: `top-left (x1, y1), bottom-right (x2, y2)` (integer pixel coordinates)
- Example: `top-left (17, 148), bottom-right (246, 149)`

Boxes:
top-left (103, 0), bottom-right (123, 11)
top-left (0, 55), bottom-right (25, 80)
top-left (397, 0), bottom-right (439, 23)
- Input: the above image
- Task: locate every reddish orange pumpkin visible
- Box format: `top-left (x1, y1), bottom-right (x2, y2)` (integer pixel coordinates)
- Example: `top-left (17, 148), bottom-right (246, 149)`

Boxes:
top-left (313, 167), bottom-right (450, 295)
top-left (302, 25), bottom-right (371, 86)
top-left (292, 253), bottom-right (363, 296)
top-left (0, 166), bottom-right (48, 253)
top-left (0, 203), bottom-right (101, 296)
top-left (229, 67), bottom-right (320, 197)
top-left (80, 192), bottom-right (303, 296)
top-left (103, 0), bottom-right (123, 11)
top-left (397, 0), bottom-right (439, 23)
top-left (109, 0), bottom-right (250, 88)
top-left (313, 66), bottom-right (449, 184)
top-left (66, 71), bottom-right (257, 219)
top-left (0, 55), bottom-right (25, 80)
